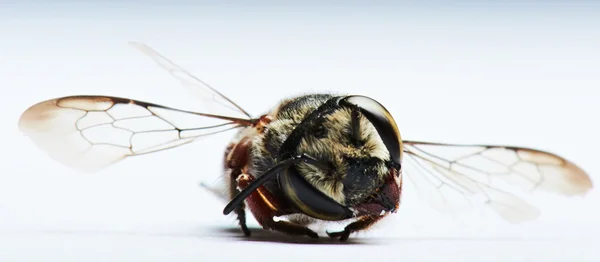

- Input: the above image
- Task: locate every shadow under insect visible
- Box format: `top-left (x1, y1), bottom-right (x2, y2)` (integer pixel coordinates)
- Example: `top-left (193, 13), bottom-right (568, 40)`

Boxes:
top-left (211, 227), bottom-right (371, 245)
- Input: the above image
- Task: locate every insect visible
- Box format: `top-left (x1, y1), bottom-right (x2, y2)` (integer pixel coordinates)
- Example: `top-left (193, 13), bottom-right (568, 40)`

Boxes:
top-left (17, 42), bottom-right (594, 241)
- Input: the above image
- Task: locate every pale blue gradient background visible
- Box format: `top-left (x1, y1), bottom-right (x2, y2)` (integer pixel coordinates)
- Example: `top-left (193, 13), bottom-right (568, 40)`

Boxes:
top-left (1, 1), bottom-right (599, 261)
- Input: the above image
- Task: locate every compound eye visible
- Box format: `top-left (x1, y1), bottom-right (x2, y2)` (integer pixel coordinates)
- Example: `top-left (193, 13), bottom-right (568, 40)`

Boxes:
top-left (338, 95), bottom-right (402, 164)
top-left (278, 166), bottom-right (353, 221)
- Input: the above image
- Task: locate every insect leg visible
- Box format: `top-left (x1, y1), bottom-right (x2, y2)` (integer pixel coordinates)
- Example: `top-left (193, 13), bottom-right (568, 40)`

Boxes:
top-left (229, 168), bottom-right (251, 237)
top-left (236, 174), bottom-right (319, 239)
top-left (224, 140), bottom-right (252, 237)
top-left (326, 215), bottom-right (383, 241)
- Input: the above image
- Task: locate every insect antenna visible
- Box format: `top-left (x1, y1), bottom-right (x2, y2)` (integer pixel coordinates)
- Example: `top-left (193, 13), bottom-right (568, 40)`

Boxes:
top-left (350, 106), bottom-right (362, 146)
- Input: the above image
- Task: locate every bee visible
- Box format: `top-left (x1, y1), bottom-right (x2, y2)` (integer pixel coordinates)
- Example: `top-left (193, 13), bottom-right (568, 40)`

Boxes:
top-left (17, 42), bottom-right (594, 241)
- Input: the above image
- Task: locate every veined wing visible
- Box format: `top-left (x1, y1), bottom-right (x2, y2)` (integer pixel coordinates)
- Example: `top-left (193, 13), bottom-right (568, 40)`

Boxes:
top-left (401, 140), bottom-right (593, 223)
top-left (18, 96), bottom-right (255, 173)
top-left (128, 41), bottom-right (252, 119)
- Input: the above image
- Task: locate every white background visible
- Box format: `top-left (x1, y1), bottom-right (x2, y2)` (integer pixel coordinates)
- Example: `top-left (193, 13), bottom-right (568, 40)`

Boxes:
top-left (1, 2), bottom-right (599, 261)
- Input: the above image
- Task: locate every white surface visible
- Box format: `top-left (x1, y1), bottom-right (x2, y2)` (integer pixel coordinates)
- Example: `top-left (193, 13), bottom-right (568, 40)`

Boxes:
top-left (1, 2), bottom-right (599, 261)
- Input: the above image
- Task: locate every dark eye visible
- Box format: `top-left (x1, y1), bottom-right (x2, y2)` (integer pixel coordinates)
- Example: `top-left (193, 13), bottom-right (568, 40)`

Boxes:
top-left (279, 165), bottom-right (353, 221)
top-left (313, 125), bottom-right (327, 138)
top-left (338, 95), bottom-right (402, 164)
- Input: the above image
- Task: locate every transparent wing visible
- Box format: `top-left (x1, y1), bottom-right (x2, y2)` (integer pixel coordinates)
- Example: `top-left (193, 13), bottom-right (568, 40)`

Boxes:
top-left (18, 96), bottom-right (255, 173)
top-left (128, 41), bottom-right (252, 119)
top-left (401, 140), bottom-right (593, 223)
